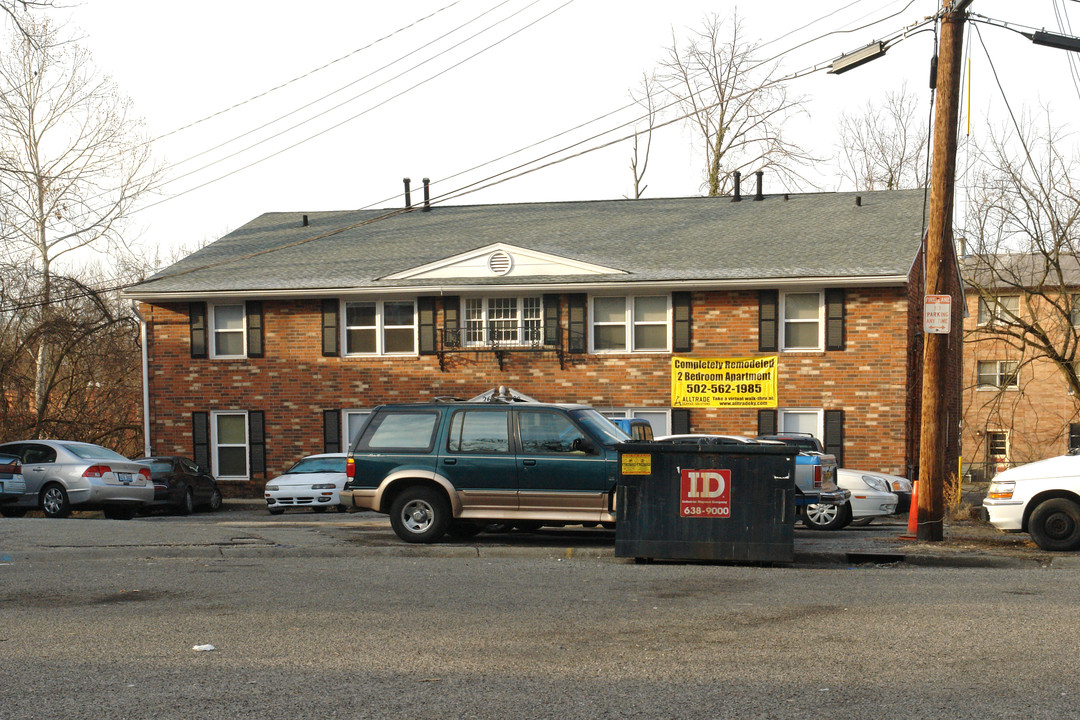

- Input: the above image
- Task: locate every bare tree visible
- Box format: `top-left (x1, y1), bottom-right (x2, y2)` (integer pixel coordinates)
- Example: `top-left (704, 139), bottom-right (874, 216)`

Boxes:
top-left (627, 71), bottom-right (659, 199)
top-left (837, 83), bottom-right (929, 191)
top-left (0, 1), bottom-right (56, 39)
top-left (657, 11), bottom-right (815, 196)
top-left (0, 15), bottom-right (155, 434)
top-left (962, 114), bottom-right (1080, 472)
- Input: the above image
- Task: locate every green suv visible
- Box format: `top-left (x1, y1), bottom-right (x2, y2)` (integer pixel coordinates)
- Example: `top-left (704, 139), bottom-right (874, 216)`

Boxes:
top-left (340, 401), bottom-right (628, 543)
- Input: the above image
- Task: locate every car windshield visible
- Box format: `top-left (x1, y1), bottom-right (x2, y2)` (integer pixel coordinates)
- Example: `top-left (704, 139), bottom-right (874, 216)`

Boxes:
top-left (61, 443), bottom-right (131, 462)
top-left (144, 459), bottom-right (174, 475)
top-left (572, 409), bottom-right (630, 444)
top-left (286, 457), bottom-right (346, 474)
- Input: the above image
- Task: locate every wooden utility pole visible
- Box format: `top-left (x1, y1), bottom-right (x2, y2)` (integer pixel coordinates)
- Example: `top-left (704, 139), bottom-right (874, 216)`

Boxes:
top-left (917, 0), bottom-right (969, 541)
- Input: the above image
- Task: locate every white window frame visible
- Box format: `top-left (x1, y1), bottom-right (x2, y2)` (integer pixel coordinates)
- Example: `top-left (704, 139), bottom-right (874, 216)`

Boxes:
top-left (977, 295), bottom-right (1020, 326)
top-left (210, 410), bottom-right (249, 480)
top-left (976, 360), bottom-right (1018, 390)
top-left (589, 295), bottom-right (671, 354)
top-left (344, 409), bottom-right (372, 450)
top-left (779, 291), bottom-right (824, 352)
top-left (986, 430), bottom-right (1009, 462)
top-left (600, 408), bottom-right (671, 436)
top-left (777, 408), bottom-right (824, 441)
top-left (342, 299), bottom-right (418, 356)
top-left (462, 296), bottom-right (544, 347)
top-left (209, 303), bottom-right (246, 359)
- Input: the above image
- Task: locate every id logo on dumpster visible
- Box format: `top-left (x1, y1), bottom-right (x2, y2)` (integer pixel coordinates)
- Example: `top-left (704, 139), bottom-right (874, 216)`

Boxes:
top-left (680, 469), bottom-right (731, 518)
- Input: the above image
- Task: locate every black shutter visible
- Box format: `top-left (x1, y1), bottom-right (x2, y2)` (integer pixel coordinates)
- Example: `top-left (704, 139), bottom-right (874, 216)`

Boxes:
top-left (417, 296), bottom-right (437, 355)
top-left (192, 412), bottom-right (209, 470)
top-left (824, 409), bottom-right (844, 467)
top-left (543, 294), bottom-right (560, 346)
top-left (321, 300), bottom-right (339, 357)
top-left (1071, 423), bottom-right (1080, 452)
top-left (757, 409), bottom-right (777, 436)
top-left (672, 291), bottom-right (691, 353)
top-left (759, 290), bottom-right (778, 352)
top-left (825, 289), bottom-right (845, 351)
top-left (189, 303), bottom-right (208, 359)
top-left (323, 410), bottom-right (342, 454)
top-left (246, 301), bottom-right (264, 358)
top-left (443, 296), bottom-right (461, 348)
top-left (248, 411), bottom-right (266, 478)
top-left (671, 408), bottom-right (691, 435)
top-left (568, 294), bottom-right (587, 354)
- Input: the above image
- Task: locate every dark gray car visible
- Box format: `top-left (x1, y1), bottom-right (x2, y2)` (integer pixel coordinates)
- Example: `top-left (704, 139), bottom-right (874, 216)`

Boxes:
top-left (0, 440), bottom-right (154, 519)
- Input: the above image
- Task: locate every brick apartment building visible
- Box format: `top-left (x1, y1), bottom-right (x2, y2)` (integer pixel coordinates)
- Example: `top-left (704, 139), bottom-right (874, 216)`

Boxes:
top-left (125, 186), bottom-right (963, 496)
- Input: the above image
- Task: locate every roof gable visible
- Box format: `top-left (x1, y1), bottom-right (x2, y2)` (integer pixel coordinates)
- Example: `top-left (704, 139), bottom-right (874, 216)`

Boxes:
top-left (381, 242), bottom-right (626, 280)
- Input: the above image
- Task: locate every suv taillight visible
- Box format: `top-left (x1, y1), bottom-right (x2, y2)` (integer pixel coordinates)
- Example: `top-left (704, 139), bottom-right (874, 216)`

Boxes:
top-left (346, 457), bottom-right (355, 479)
top-left (83, 465), bottom-right (112, 478)
top-left (813, 464), bottom-right (822, 488)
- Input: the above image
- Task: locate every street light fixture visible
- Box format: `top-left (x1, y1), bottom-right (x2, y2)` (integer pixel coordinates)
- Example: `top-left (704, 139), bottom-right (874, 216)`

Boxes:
top-left (828, 41), bottom-right (888, 74)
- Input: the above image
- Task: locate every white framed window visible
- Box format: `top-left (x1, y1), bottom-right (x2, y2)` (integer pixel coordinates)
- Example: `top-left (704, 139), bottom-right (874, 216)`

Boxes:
top-left (777, 408), bottom-right (823, 441)
top-left (463, 296), bottom-right (543, 347)
top-left (211, 411), bottom-right (248, 479)
top-left (210, 303), bottom-right (246, 358)
top-left (978, 295), bottom-right (1019, 325)
top-left (986, 430), bottom-right (1009, 463)
top-left (344, 409), bottom-right (372, 450)
top-left (780, 291), bottom-right (823, 351)
top-left (343, 300), bottom-right (416, 355)
top-left (600, 408), bottom-right (671, 436)
top-left (591, 295), bottom-right (670, 353)
top-left (977, 360), bottom-right (1018, 389)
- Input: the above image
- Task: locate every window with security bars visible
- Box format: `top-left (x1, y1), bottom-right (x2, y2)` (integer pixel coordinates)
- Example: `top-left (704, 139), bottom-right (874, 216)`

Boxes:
top-left (463, 297), bottom-right (543, 346)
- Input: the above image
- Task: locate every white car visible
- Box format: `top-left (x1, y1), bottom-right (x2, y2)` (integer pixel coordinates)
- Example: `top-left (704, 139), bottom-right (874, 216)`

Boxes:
top-left (803, 468), bottom-right (899, 531)
top-left (264, 453), bottom-right (348, 515)
top-left (984, 452), bottom-right (1080, 551)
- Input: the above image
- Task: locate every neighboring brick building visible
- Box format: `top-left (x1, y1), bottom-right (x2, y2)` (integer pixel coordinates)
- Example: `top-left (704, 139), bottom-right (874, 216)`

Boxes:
top-left (125, 186), bottom-right (963, 496)
top-left (961, 254), bottom-right (1080, 481)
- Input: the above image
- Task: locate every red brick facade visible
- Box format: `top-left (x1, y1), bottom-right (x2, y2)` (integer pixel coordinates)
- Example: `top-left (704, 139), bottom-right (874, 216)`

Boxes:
top-left (141, 277), bottom-right (961, 496)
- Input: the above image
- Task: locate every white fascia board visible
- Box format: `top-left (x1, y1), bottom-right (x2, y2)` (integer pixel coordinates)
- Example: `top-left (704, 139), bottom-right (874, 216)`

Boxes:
top-left (123, 274), bottom-right (909, 303)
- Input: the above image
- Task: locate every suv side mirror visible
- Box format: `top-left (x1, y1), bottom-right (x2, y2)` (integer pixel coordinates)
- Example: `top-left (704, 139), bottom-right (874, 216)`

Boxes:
top-left (572, 437), bottom-right (597, 455)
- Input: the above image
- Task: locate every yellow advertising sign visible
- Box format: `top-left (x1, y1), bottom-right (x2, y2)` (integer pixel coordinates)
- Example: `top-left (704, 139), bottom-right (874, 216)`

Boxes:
top-left (671, 356), bottom-right (778, 408)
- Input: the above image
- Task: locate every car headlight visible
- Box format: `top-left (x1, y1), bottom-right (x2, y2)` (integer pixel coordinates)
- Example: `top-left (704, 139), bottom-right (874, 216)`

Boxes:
top-left (265, 485), bottom-right (278, 492)
top-left (987, 480), bottom-right (1015, 499)
top-left (890, 479), bottom-right (912, 492)
top-left (311, 483), bottom-right (337, 490)
top-left (861, 474), bottom-right (889, 493)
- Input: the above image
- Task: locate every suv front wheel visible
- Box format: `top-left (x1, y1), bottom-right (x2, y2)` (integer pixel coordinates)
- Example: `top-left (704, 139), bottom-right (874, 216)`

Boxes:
top-left (389, 486), bottom-right (450, 544)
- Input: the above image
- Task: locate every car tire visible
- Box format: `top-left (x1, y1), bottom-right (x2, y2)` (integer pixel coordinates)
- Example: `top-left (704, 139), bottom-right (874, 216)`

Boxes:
top-left (175, 487), bottom-right (194, 516)
top-left (389, 486), bottom-right (450, 544)
top-left (268, 507), bottom-right (285, 515)
top-left (848, 517), bottom-right (874, 527)
top-left (0, 506), bottom-right (28, 518)
top-left (446, 520), bottom-right (484, 539)
top-left (103, 505), bottom-right (137, 520)
top-left (312, 506), bottom-right (328, 513)
top-left (40, 484), bottom-right (71, 519)
top-left (802, 501), bottom-right (852, 531)
top-left (206, 487), bottom-right (223, 512)
top-left (336, 503), bottom-right (348, 513)
top-left (1028, 498), bottom-right (1080, 551)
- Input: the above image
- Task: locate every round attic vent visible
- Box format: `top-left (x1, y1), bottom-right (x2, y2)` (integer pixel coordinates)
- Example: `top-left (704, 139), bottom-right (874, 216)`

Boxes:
top-left (488, 251), bottom-right (513, 276)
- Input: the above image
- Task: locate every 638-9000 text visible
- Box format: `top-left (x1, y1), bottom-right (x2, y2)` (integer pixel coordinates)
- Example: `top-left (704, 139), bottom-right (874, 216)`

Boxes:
top-left (681, 505), bottom-right (731, 517)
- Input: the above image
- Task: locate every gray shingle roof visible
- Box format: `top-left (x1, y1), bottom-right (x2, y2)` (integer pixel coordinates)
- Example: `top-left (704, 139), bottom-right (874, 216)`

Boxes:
top-left (126, 189), bottom-right (926, 297)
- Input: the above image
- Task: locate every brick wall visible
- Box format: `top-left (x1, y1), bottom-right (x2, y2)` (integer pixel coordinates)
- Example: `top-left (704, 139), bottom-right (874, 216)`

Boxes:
top-left (144, 287), bottom-right (917, 495)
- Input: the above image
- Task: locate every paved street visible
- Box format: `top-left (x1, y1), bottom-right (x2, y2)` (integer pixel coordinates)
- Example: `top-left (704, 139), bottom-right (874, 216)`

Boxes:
top-left (1, 508), bottom-right (1077, 719)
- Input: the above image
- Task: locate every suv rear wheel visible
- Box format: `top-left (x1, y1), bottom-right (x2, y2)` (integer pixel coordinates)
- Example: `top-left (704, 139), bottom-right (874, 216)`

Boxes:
top-left (389, 486), bottom-right (450, 544)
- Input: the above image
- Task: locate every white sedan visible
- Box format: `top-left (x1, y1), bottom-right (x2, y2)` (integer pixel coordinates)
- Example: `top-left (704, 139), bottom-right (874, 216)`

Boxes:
top-left (803, 468), bottom-right (899, 531)
top-left (984, 452), bottom-right (1080, 551)
top-left (264, 453), bottom-right (348, 515)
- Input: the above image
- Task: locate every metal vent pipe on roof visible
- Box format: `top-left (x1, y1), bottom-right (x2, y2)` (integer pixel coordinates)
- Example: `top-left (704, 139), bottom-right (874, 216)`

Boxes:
top-left (302, 214), bottom-right (309, 226)
top-left (404, 178), bottom-right (412, 209)
top-left (732, 171), bottom-right (742, 202)
top-left (855, 196), bottom-right (862, 207)
top-left (422, 177), bottom-right (431, 212)
top-left (754, 170), bottom-right (764, 201)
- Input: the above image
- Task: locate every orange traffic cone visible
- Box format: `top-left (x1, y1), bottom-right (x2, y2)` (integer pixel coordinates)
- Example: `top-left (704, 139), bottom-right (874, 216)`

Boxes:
top-left (900, 479), bottom-right (919, 540)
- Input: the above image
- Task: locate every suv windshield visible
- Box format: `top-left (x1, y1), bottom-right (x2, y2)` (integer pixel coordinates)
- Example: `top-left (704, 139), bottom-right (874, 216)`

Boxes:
top-left (572, 409), bottom-right (630, 445)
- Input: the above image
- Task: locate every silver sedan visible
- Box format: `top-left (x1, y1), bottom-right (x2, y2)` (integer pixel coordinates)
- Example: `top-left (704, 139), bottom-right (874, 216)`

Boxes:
top-left (0, 440), bottom-right (154, 519)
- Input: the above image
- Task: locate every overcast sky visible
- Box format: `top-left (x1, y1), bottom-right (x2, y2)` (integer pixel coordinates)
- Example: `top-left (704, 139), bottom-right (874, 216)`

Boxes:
top-left (40, 0), bottom-right (1080, 264)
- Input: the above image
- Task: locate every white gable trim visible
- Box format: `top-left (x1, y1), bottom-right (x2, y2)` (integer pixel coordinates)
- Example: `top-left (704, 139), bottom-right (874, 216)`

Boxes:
top-left (380, 243), bottom-right (626, 280)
